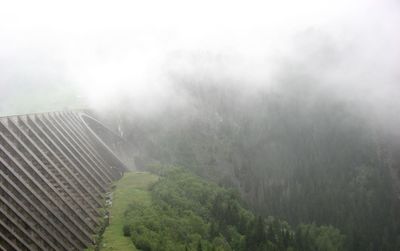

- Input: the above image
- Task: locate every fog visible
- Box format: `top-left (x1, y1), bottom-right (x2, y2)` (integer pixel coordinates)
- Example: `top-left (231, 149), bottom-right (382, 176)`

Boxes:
top-left (2, 2), bottom-right (400, 249)
top-left (0, 0), bottom-right (399, 129)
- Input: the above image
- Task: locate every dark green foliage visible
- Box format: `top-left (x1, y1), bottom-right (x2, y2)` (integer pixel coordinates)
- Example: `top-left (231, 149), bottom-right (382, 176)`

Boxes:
top-left (123, 224), bottom-right (131, 237)
top-left (294, 224), bottom-right (345, 251)
top-left (124, 168), bottom-right (344, 250)
top-left (118, 81), bottom-right (400, 250)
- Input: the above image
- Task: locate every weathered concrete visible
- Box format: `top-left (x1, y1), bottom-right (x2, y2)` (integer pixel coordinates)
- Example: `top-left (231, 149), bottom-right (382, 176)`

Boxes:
top-left (0, 111), bottom-right (126, 251)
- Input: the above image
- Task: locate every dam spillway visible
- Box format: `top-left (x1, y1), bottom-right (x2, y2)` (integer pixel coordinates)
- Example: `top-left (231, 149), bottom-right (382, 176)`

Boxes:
top-left (0, 111), bottom-right (126, 251)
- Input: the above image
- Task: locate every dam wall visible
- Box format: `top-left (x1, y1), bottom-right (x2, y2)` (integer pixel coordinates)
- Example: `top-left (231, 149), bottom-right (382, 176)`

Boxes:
top-left (0, 111), bottom-right (126, 251)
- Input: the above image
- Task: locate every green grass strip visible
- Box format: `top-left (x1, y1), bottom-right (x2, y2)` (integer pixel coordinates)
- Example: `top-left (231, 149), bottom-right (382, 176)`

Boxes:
top-left (101, 172), bottom-right (159, 251)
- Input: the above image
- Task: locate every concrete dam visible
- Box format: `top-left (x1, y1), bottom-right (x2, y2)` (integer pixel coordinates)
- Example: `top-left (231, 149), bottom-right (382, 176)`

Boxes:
top-left (0, 111), bottom-right (127, 251)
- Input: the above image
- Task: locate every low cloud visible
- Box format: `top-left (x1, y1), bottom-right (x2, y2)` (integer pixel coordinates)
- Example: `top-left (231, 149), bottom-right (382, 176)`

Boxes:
top-left (0, 0), bottom-right (399, 129)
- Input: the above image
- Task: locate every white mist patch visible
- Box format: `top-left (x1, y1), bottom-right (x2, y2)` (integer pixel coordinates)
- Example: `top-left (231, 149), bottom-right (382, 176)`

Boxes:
top-left (0, 0), bottom-right (399, 123)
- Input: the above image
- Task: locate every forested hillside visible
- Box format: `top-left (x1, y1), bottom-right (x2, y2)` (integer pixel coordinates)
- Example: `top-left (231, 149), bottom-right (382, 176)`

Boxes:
top-left (100, 168), bottom-right (345, 251)
top-left (108, 80), bottom-right (400, 251)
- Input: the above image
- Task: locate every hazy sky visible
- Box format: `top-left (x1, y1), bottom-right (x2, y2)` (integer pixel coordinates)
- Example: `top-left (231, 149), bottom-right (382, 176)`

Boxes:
top-left (0, 0), bottom-right (399, 117)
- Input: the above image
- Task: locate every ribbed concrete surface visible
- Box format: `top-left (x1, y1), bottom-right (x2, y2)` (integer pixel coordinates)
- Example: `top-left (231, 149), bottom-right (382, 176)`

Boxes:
top-left (0, 111), bottom-right (126, 251)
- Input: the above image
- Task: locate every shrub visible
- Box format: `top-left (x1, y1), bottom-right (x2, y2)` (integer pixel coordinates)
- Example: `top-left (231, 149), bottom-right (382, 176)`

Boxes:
top-left (123, 224), bottom-right (131, 237)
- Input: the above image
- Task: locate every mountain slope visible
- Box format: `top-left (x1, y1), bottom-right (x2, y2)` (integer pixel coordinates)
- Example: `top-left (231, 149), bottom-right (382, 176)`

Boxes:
top-left (108, 81), bottom-right (400, 250)
top-left (97, 168), bottom-right (345, 251)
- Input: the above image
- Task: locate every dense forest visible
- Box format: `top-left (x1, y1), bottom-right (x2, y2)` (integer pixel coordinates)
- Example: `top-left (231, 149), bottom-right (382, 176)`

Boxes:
top-left (105, 79), bottom-right (400, 251)
top-left (123, 167), bottom-right (345, 251)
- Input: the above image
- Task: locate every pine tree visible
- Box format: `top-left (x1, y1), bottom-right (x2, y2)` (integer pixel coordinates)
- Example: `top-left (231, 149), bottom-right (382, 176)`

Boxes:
top-left (197, 241), bottom-right (203, 251)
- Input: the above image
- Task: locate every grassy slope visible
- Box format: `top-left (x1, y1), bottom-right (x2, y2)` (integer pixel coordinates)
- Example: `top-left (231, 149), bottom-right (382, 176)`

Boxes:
top-left (101, 172), bottom-right (159, 251)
